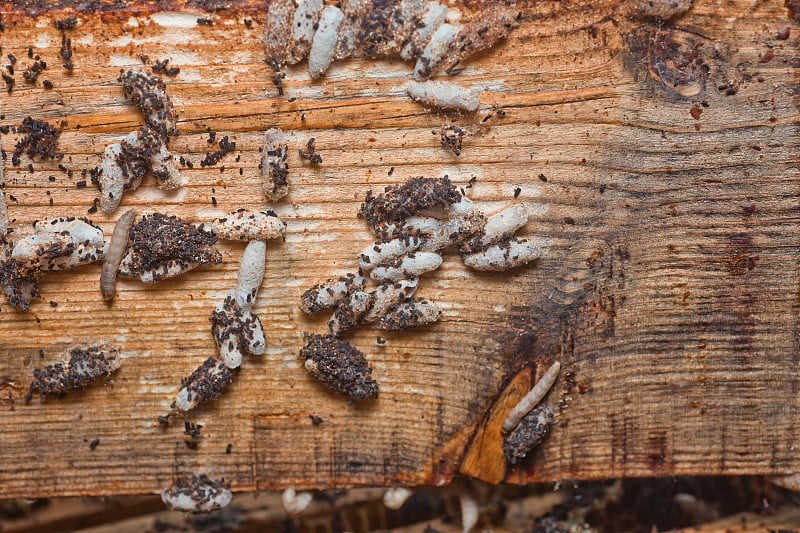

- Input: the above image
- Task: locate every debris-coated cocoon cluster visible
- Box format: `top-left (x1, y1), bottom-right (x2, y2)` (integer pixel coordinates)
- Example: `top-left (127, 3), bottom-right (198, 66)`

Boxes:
top-left (288, 0), bottom-right (324, 65)
top-left (414, 22), bottom-right (459, 80)
top-left (119, 213), bottom-right (221, 283)
top-left (400, 1), bottom-right (448, 60)
top-left (262, 128), bottom-right (290, 201)
top-left (208, 210), bottom-right (285, 241)
top-left (407, 80), bottom-right (480, 112)
top-left (308, 6), bottom-right (344, 78)
top-left (161, 474), bottom-right (232, 513)
top-left (502, 404), bottom-right (555, 464)
top-left (100, 209), bottom-right (137, 301)
top-left (629, 0), bottom-right (694, 20)
top-left (301, 273), bottom-right (366, 313)
top-left (359, 236), bottom-right (423, 270)
top-left (209, 240), bottom-right (267, 369)
top-left (301, 333), bottom-right (379, 400)
top-left (175, 356), bottom-right (237, 411)
top-left (118, 69), bottom-right (177, 138)
top-left (502, 361), bottom-right (561, 434)
top-left (370, 252), bottom-right (442, 281)
top-left (29, 344), bottom-right (121, 397)
top-left (462, 238), bottom-right (542, 271)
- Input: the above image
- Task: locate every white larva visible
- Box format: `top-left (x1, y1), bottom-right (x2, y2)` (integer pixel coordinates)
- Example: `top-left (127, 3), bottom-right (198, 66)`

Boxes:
top-left (400, 1), bottom-right (448, 60)
top-left (383, 487), bottom-right (413, 510)
top-left (475, 205), bottom-right (529, 248)
top-left (100, 209), bottom-right (137, 301)
top-left (370, 252), bottom-right (443, 281)
top-left (502, 361), bottom-right (561, 434)
top-left (235, 240), bottom-right (266, 309)
top-left (458, 489), bottom-right (479, 533)
top-left (282, 487), bottom-right (313, 515)
top-left (262, 128), bottom-right (289, 201)
top-left (208, 210), bottom-right (285, 241)
top-left (413, 22), bottom-right (459, 80)
top-left (161, 474), bottom-right (232, 513)
top-left (308, 5), bottom-right (344, 79)
top-left (462, 238), bottom-right (542, 271)
top-left (287, 0), bottom-right (324, 65)
top-left (359, 236), bottom-right (423, 271)
top-left (407, 80), bottom-right (480, 112)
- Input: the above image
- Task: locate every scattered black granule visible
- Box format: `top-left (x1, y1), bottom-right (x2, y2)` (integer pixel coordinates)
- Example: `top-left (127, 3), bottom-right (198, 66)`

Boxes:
top-left (48, 175), bottom-right (56, 182)
top-left (49, 300), bottom-right (57, 307)
top-left (200, 136), bottom-right (235, 167)
top-left (360, 176), bottom-right (461, 230)
top-left (182, 357), bottom-right (237, 406)
top-left (28, 344), bottom-right (121, 398)
top-left (3, 72), bottom-right (14, 93)
top-left (60, 34), bottom-right (73, 69)
top-left (23, 59), bottom-right (46, 83)
top-left (538, 173), bottom-right (547, 182)
top-left (388, 167), bottom-right (394, 176)
top-left (54, 16), bottom-right (77, 31)
top-left (207, 131), bottom-right (216, 144)
top-left (42, 79), bottom-right (53, 89)
top-left (89, 437), bottom-right (100, 450)
top-left (124, 213), bottom-right (220, 281)
top-left (298, 137), bottom-right (322, 164)
top-left (271, 69), bottom-right (285, 96)
top-left (87, 204), bottom-right (98, 214)
top-left (12, 117), bottom-right (61, 166)
top-left (158, 414), bottom-right (170, 425)
top-left (151, 58), bottom-right (180, 77)
top-left (28, 163), bottom-right (34, 173)
top-left (118, 70), bottom-right (177, 138)
top-left (197, 17), bottom-right (213, 25)
top-left (376, 335), bottom-right (386, 345)
top-left (39, 349), bottom-right (45, 358)
top-left (440, 123), bottom-right (466, 156)
top-left (76, 180), bottom-right (86, 188)
top-left (502, 404), bottom-right (555, 464)
top-left (301, 333), bottom-right (378, 400)
top-left (225, 443), bottom-right (233, 454)
top-left (0, 125), bottom-right (8, 134)
top-left (6, 64), bottom-right (13, 75)
top-left (244, 18), bottom-right (252, 27)
top-left (0, 254), bottom-right (40, 311)
top-left (514, 187), bottom-right (521, 198)
top-left (211, 196), bottom-right (217, 206)
top-left (58, 163), bottom-right (67, 171)
top-left (183, 420), bottom-right (203, 449)
top-left (309, 415), bottom-right (323, 425)
top-left (7, 195), bottom-right (16, 202)
top-left (27, 48), bottom-right (33, 59)
top-left (7, 54), bottom-right (15, 64)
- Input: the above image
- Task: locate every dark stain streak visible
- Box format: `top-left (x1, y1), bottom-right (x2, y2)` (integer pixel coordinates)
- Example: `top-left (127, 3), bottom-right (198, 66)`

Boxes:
top-left (723, 233), bottom-right (759, 277)
top-left (647, 432), bottom-right (668, 472)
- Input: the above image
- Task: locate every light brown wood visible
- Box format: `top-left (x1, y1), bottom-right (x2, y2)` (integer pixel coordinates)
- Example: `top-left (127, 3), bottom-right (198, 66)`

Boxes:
top-left (0, 0), bottom-right (799, 498)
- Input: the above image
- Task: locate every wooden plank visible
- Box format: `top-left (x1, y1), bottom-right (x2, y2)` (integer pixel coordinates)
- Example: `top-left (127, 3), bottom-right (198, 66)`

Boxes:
top-left (0, 0), bottom-right (799, 498)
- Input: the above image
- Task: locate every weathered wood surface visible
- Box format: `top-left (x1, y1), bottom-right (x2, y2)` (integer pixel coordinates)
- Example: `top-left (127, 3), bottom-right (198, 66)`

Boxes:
top-left (0, 0), bottom-right (799, 498)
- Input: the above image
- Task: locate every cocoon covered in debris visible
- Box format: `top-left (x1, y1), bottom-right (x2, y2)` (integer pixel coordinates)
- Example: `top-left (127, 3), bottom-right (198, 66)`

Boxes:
top-left (118, 69), bottom-right (177, 138)
top-left (400, 1), bottom-right (448, 60)
top-left (14, 217), bottom-right (104, 272)
top-left (359, 236), bottom-right (423, 270)
top-left (262, 128), bottom-right (290, 201)
top-left (502, 404), bottom-right (555, 464)
top-left (301, 272), bottom-right (366, 314)
top-left (407, 80), bottom-right (480, 112)
top-left (462, 237), bottom-right (542, 271)
top-left (460, 204), bottom-right (528, 252)
top-left (308, 5), bottom-right (344, 78)
top-left (207, 210), bottom-right (285, 241)
top-left (118, 213), bottom-right (221, 283)
top-left (301, 333), bottom-right (379, 400)
top-left (161, 474), bottom-right (232, 513)
top-left (287, 0), bottom-right (324, 65)
top-left (174, 357), bottom-right (237, 412)
top-left (263, 0), bottom-right (295, 70)
top-left (371, 297), bottom-right (440, 331)
top-left (369, 252), bottom-right (442, 281)
top-left (413, 22), bottom-right (459, 80)
top-left (29, 343), bottom-right (121, 398)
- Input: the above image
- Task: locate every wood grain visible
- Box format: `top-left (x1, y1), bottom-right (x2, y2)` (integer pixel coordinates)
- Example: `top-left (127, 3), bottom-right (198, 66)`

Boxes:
top-left (0, 0), bottom-right (799, 498)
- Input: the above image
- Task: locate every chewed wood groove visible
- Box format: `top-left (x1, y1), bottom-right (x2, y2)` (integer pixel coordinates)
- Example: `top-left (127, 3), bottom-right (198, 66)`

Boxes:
top-left (0, 0), bottom-right (798, 498)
